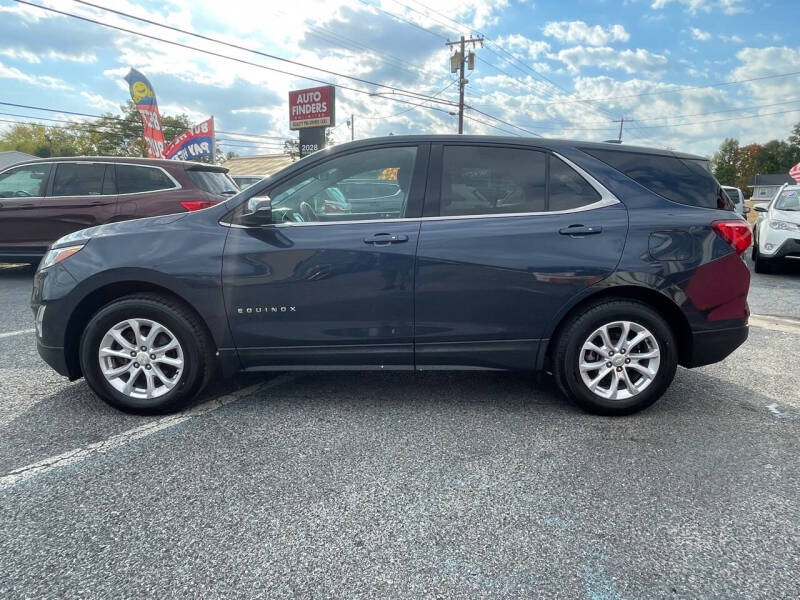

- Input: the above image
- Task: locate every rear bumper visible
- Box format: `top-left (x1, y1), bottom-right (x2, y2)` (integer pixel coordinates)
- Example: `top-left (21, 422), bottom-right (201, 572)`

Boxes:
top-left (36, 339), bottom-right (72, 378)
top-left (683, 325), bottom-right (748, 368)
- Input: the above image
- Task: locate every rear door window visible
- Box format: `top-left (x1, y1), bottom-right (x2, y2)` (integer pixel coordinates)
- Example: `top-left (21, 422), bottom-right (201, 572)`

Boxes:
top-left (440, 146), bottom-right (600, 216)
top-left (582, 148), bottom-right (731, 209)
top-left (116, 165), bottom-right (176, 194)
top-left (441, 146), bottom-right (546, 216)
top-left (51, 163), bottom-right (107, 197)
top-left (0, 163), bottom-right (51, 197)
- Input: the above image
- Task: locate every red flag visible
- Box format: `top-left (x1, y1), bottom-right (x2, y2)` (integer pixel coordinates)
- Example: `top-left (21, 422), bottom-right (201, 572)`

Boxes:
top-left (125, 68), bottom-right (165, 159)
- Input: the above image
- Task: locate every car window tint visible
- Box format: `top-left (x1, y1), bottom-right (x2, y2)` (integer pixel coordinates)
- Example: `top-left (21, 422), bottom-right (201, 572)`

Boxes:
top-left (187, 170), bottom-right (238, 195)
top-left (267, 146), bottom-right (417, 223)
top-left (0, 163), bottom-right (51, 198)
top-left (441, 146), bottom-right (546, 216)
top-left (549, 156), bottom-right (600, 211)
top-left (52, 163), bottom-right (105, 197)
top-left (116, 165), bottom-right (175, 194)
top-left (582, 148), bottom-right (731, 210)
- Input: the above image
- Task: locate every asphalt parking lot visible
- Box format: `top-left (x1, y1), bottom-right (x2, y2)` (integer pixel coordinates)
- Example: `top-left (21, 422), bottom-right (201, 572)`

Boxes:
top-left (1, 261), bottom-right (798, 599)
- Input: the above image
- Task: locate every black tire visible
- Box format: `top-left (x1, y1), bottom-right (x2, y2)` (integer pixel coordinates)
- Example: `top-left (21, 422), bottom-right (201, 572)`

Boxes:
top-left (79, 294), bottom-right (215, 414)
top-left (552, 299), bottom-right (678, 416)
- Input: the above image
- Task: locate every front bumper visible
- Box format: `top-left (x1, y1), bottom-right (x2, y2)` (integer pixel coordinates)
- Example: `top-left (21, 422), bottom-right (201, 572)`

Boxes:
top-left (760, 237), bottom-right (800, 260)
top-left (683, 325), bottom-right (749, 368)
top-left (36, 339), bottom-right (71, 378)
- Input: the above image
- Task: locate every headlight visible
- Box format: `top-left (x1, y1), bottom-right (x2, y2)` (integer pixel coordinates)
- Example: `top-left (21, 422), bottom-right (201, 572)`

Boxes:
top-left (768, 220), bottom-right (800, 232)
top-left (40, 244), bottom-right (85, 270)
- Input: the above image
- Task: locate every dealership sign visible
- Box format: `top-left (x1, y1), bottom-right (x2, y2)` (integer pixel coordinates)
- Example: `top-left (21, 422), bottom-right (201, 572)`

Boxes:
top-left (289, 85), bottom-right (335, 130)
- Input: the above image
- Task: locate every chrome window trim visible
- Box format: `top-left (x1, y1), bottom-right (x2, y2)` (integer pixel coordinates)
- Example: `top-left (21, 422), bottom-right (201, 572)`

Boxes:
top-left (2, 160), bottom-right (183, 198)
top-left (219, 150), bottom-right (620, 229)
top-left (53, 161), bottom-right (182, 197)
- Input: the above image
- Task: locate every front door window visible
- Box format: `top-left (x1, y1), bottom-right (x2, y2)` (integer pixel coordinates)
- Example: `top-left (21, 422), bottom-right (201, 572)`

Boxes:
top-left (268, 146), bottom-right (417, 223)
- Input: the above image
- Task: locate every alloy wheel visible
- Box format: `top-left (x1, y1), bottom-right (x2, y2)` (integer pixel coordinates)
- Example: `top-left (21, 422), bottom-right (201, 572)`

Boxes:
top-left (98, 318), bottom-right (184, 400)
top-left (578, 320), bottom-right (661, 401)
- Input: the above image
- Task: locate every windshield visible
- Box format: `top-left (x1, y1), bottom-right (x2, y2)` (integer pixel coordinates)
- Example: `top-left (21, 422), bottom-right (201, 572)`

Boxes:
top-left (723, 188), bottom-right (740, 203)
top-left (774, 188), bottom-right (800, 211)
top-left (187, 169), bottom-right (238, 196)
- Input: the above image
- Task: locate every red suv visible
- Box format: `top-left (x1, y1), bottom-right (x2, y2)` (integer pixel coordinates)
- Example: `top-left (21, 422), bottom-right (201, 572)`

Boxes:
top-left (0, 156), bottom-right (238, 262)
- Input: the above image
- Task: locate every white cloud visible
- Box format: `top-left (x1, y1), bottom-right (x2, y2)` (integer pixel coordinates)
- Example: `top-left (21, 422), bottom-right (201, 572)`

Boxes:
top-left (494, 34), bottom-right (551, 60)
top-left (0, 60), bottom-right (70, 90)
top-left (80, 92), bottom-right (121, 114)
top-left (542, 21), bottom-right (629, 45)
top-left (690, 27), bottom-right (711, 41)
top-left (719, 34), bottom-right (743, 43)
top-left (553, 46), bottom-right (669, 74)
top-left (651, 0), bottom-right (746, 14)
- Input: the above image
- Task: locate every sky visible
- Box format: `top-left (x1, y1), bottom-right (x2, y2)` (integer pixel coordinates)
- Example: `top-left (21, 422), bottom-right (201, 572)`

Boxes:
top-left (0, 0), bottom-right (798, 157)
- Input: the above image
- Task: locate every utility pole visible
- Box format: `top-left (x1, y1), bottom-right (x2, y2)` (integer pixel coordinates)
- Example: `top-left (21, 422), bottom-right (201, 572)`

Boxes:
top-left (446, 35), bottom-right (483, 134)
top-left (350, 114), bottom-right (354, 141)
top-left (617, 116), bottom-right (624, 143)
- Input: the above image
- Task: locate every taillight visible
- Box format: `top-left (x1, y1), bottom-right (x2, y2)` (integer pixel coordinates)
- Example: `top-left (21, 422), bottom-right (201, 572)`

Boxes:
top-left (712, 220), bottom-right (752, 255)
top-left (181, 201), bottom-right (216, 212)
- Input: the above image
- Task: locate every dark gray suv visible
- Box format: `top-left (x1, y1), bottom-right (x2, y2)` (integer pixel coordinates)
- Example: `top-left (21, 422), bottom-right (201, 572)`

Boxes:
top-left (31, 136), bottom-right (752, 415)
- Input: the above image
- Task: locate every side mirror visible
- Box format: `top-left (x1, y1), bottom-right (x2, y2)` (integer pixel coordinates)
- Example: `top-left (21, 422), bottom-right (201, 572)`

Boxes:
top-left (743, 206), bottom-right (751, 215)
top-left (238, 195), bottom-right (272, 226)
top-left (753, 204), bottom-right (768, 213)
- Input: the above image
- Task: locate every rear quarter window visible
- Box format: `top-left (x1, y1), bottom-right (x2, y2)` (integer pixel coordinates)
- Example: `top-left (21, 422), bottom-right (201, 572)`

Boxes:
top-left (116, 165), bottom-right (176, 194)
top-left (582, 148), bottom-right (732, 210)
top-left (187, 170), bottom-right (238, 195)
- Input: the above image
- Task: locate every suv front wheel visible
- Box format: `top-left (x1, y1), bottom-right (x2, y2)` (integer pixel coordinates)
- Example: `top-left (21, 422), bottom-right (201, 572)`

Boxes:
top-left (553, 299), bottom-right (678, 416)
top-left (79, 294), bottom-right (214, 413)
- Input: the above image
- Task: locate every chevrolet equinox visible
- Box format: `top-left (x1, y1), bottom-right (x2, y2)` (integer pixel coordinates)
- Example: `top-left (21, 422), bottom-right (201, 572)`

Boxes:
top-left (31, 136), bottom-right (752, 415)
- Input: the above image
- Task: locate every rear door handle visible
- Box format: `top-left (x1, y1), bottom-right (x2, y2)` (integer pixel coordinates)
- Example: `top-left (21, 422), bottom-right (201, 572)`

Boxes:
top-left (363, 233), bottom-right (409, 245)
top-left (558, 225), bottom-right (602, 236)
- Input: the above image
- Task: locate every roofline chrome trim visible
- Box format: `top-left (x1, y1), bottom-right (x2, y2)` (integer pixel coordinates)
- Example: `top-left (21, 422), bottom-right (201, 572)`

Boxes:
top-left (0, 160), bottom-right (182, 198)
top-left (219, 150), bottom-right (621, 229)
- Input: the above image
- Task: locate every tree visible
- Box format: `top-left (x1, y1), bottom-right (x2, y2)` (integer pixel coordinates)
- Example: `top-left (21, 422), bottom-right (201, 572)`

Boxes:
top-left (0, 101), bottom-right (194, 159)
top-left (0, 122), bottom-right (91, 157)
top-left (711, 137), bottom-right (739, 186)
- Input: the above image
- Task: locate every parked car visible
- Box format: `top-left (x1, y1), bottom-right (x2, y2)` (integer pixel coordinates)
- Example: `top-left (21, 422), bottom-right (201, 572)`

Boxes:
top-left (32, 136), bottom-right (751, 416)
top-left (721, 185), bottom-right (746, 216)
top-left (231, 174), bottom-right (264, 190)
top-left (752, 184), bottom-right (800, 273)
top-left (0, 156), bottom-right (237, 263)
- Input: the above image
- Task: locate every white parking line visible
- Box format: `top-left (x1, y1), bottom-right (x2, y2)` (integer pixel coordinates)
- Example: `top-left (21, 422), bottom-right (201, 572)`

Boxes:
top-left (749, 314), bottom-right (800, 335)
top-left (0, 376), bottom-right (292, 490)
top-left (0, 328), bottom-right (35, 339)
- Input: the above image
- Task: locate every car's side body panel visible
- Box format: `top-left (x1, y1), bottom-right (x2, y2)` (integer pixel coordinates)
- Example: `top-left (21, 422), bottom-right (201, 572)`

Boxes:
top-left (30, 135), bottom-right (752, 389)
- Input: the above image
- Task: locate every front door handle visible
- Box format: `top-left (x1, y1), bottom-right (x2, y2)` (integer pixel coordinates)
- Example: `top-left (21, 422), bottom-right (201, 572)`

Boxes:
top-left (558, 224), bottom-right (602, 236)
top-left (363, 233), bottom-right (409, 245)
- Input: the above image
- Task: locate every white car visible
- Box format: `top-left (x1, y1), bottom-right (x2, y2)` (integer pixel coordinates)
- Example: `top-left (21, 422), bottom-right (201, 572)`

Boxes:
top-left (752, 184), bottom-right (800, 273)
top-left (721, 185), bottom-right (746, 216)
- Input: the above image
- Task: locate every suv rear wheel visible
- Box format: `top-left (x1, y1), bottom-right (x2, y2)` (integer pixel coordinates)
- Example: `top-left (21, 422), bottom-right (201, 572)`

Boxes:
top-left (79, 294), bottom-right (214, 413)
top-left (552, 299), bottom-right (678, 416)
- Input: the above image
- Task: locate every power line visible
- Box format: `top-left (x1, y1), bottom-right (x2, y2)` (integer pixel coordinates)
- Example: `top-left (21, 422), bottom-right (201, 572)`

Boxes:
top-left (0, 100), bottom-right (288, 141)
top-left (628, 107), bottom-right (800, 130)
top-left (13, 0), bottom-right (459, 119)
top-left (0, 116), bottom-right (286, 150)
top-left (69, 0), bottom-right (458, 108)
top-left (359, 80), bottom-right (457, 120)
